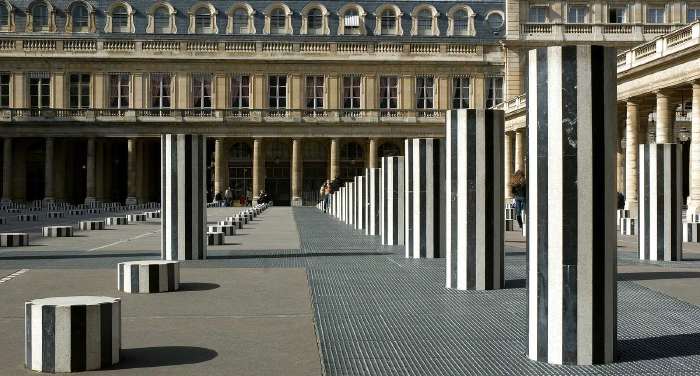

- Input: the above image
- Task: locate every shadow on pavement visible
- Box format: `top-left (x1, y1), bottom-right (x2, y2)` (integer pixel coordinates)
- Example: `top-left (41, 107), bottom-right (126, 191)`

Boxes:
top-left (620, 271), bottom-right (700, 281)
top-left (178, 282), bottom-right (220, 291)
top-left (505, 278), bottom-right (526, 289)
top-left (619, 333), bottom-right (700, 361)
top-left (112, 346), bottom-right (218, 369)
top-left (0, 252), bottom-right (159, 260)
top-left (207, 251), bottom-right (393, 260)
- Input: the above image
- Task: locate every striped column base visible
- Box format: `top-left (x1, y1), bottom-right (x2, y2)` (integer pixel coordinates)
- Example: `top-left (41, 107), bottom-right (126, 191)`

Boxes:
top-left (222, 218), bottom-right (243, 229)
top-left (42, 226), bottom-right (74, 237)
top-left (0, 217), bottom-right (5, 224)
top-left (621, 218), bottom-right (636, 236)
top-left (47, 212), bottom-right (64, 219)
top-left (1, 233), bottom-right (29, 246)
top-left (25, 296), bottom-right (120, 372)
top-left (145, 211), bottom-right (160, 219)
top-left (86, 209), bottom-right (101, 214)
top-left (684, 222), bottom-right (700, 242)
top-left (106, 217), bottom-right (128, 226)
top-left (68, 210), bottom-right (84, 216)
top-left (126, 214), bottom-right (146, 223)
top-left (79, 220), bottom-right (105, 231)
top-left (505, 219), bottom-right (515, 232)
top-left (17, 214), bottom-right (38, 222)
top-left (208, 225), bottom-right (236, 236)
top-left (237, 215), bottom-right (249, 224)
top-left (117, 261), bottom-right (180, 293)
top-left (505, 207), bottom-right (516, 220)
top-left (207, 232), bottom-right (225, 245)
top-left (617, 209), bottom-right (631, 227)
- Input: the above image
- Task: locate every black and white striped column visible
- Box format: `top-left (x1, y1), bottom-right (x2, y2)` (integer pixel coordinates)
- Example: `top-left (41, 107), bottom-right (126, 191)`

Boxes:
top-left (404, 138), bottom-right (445, 258)
top-left (106, 217), bottom-right (128, 226)
top-left (42, 226), bottom-right (74, 237)
top-left (365, 168), bottom-right (381, 236)
top-left (25, 296), bottom-right (121, 372)
top-left (639, 144), bottom-right (682, 261)
top-left (445, 109), bottom-right (505, 291)
top-left (161, 134), bottom-right (207, 260)
top-left (127, 213), bottom-right (146, 223)
top-left (348, 182), bottom-right (355, 226)
top-left (527, 45), bottom-right (617, 365)
top-left (79, 220), bottom-right (105, 231)
top-left (1, 233), bottom-right (29, 246)
top-left (381, 157), bottom-right (404, 245)
top-left (117, 261), bottom-right (180, 293)
top-left (207, 231), bottom-right (224, 245)
top-left (354, 176), bottom-right (366, 230)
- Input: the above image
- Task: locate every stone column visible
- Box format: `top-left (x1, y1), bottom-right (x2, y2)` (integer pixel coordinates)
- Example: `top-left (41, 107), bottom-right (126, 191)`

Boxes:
top-left (330, 138), bottom-right (340, 180)
top-left (368, 138), bottom-right (378, 169)
top-left (161, 134), bottom-right (207, 260)
top-left (1, 138), bottom-right (12, 203)
top-left (656, 90), bottom-right (673, 144)
top-left (616, 127), bottom-right (624, 194)
top-left (43, 137), bottom-right (54, 203)
top-left (96, 140), bottom-right (104, 202)
top-left (526, 45), bottom-right (617, 365)
top-left (380, 156), bottom-right (405, 245)
top-left (445, 109), bottom-right (504, 291)
top-left (252, 138), bottom-right (264, 204)
top-left (291, 138), bottom-right (302, 206)
top-left (126, 138), bottom-right (137, 205)
top-left (214, 138), bottom-right (225, 198)
top-left (625, 101), bottom-right (639, 214)
top-left (514, 128), bottom-right (525, 172)
top-left (85, 138), bottom-right (96, 204)
top-left (688, 83), bottom-right (700, 220)
top-left (136, 140), bottom-right (145, 203)
top-left (504, 132), bottom-right (514, 199)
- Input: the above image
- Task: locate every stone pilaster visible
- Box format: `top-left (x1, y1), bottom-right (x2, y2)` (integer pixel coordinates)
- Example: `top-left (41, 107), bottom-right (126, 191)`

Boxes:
top-left (214, 138), bottom-right (225, 197)
top-left (291, 138), bottom-right (302, 206)
top-left (368, 138), bottom-right (378, 169)
top-left (330, 138), bottom-right (340, 180)
top-left (616, 125), bottom-right (624, 195)
top-left (125, 138), bottom-right (137, 205)
top-left (514, 128), bottom-right (525, 173)
top-left (625, 101), bottom-right (639, 215)
top-left (43, 137), bottom-right (54, 203)
top-left (655, 90), bottom-right (673, 144)
top-left (96, 140), bottom-right (105, 202)
top-left (85, 138), bottom-right (96, 204)
top-left (1, 138), bottom-right (11, 203)
top-left (252, 138), bottom-right (264, 204)
top-left (687, 83), bottom-right (700, 220)
top-left (504, 131), bottom-right (514, 199)
top-left (136, 140), bottom-right (145, 203)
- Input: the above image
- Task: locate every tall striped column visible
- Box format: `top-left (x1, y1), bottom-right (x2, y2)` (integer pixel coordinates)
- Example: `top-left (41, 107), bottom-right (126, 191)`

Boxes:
top-left (445, 109), bottom-right (505, 291)
top-left (381, 156), bottom-right (405, 245)
top-left (161, 134), bottom-right (207, 261)
top-left (639, 144), bottom-right (682, 261)
top-left (355, 175), bottom-right (366, 230)
top-left (365, 168), bottom-right (381, 236)
top-left (527, 46), bottom-right (617, 365)
top-left (347, 182), bottom-right (355, 226)
top-left (404, 138), bottom-right (445, 258)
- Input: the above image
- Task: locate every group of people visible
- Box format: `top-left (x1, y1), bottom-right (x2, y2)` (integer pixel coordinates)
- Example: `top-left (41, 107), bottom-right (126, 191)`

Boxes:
top-left (212, 187), bottom-right (269, 207)
top-left (319, 177), bottom-right (344, 212)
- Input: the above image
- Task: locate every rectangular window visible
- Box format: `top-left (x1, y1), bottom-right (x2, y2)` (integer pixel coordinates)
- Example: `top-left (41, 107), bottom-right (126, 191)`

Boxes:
top-left (452, 76), bottom-right (470, 109)
top-left (647, 7), bottom-right (665, 24)
top-left (150, 73), bottom-right (171, 109)
top-left (268, 75), bottom-right (287, 116)
top-left (29, 72), bottom-right (50, 109)
top-left (109, 73), bottom-right (129, 109)
top-left (69, 73), bottom-right (91, 109)
top-left (379, 75), bottom-right (398, 116)
top-left (305, 75), bottom-right (324, 111)
top-left (568, 6), bottom-right (587, 23)
top-left (486, 77), bottom-right (504, 108)
top-left (0, 73), bottom-right (9, 107)
top-left (609, 7), bottom-right (626, 23)
top-left (343, 75), bottom-right (361, 116)
top-left (529, 6), bottom-right (547, 23)
top-left (689, 8), bottom-right (700, 22)
top-left (192, 73), bottom-right (212, 113)
top-left (230, 75), bottom-right (250, 108)
top-left (415, 76), bottom-right (434, 115)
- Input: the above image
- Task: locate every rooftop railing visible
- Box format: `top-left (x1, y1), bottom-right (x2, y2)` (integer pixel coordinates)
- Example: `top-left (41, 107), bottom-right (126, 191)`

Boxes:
top-left (519, 22), bottom-right (682, 43)
top-left (617, 20), bottom-right (700, 72)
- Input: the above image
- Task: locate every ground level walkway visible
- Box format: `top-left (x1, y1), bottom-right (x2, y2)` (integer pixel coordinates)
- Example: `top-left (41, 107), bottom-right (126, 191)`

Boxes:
top-left (1, 207), bottom-right (700, 374)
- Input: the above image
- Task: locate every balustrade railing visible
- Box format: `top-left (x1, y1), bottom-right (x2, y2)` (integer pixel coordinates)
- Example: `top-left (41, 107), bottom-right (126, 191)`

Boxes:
top-left (618, 20), bottom-right (700, 72)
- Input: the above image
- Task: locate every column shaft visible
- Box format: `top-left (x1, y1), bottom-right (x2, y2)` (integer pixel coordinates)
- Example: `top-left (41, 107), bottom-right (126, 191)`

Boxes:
top-left (44, 137), bottom-right (54, 202)
top-left (616, 129), bottom-right (624, 194)
top-left (330, 138), bottom-right (340, 180)
top-left (252, 138), bottom-right (263, 202)
top-left (1, 138), bottom-right (11, 202)
top-left (625, 101), bottom-right (639, 213)
top-left (689, 83), bottom-right (700, 218)
top-left (656, 91), bottom-right (673, 144)
top-left (514, 129), bottom-right (525, 172)
top-left (504, 132), bottom-right (513, 199)
top-left (368, 138), bottom-right (378, 169)
top-left (136, 140), bottom-right (144, 203)
top-left (291, 138), bottom-right (302, 206)
top-left (96, 140), bottom-right (104, 202)
top-left (214, 138), bottom-right (225, 197)
top-left (126, 138), bottom-right (137, 205)
top-left (85, 138), bottom-right (96, 204)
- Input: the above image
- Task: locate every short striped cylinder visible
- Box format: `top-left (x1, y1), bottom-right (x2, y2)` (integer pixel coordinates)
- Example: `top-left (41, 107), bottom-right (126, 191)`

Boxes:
top-left (208, 225), bottom-right (236, 236)
top-left (68, 210), bottom-right (84, 216)
top-left (223, 218), bottom-right (243, 229)
top-left (617, 209), bottom-right (630, 227)
top-left (347, 182), bottom-right (355, 226)
top-left (445, 109), bottom-right (505, 291)
top-left (365, 168), bottom-right (381, 236)
top-left (161, 134), bottom-right (207, 260)
top-left (621, 218), bottom-right (636, 236)
top-left (24, 296), bottom-right (120, 372)
top-left (338, 187), bottom-right (345, 221)
top-left (354, 175), bottom-right (366, 230)
top-left (207, 231), bottom-right (224, 245)
top-left (117, 261), bottom-right (180, 293)
top-left (505, 219), bottom-right (515, 231)
top-left (47, 212), bottom-right (64, 219)
top-left (0, 217), bottom-right (6, 224)
top-left (684, 222), bottom-right (700, 242)
top-left (105, 217), bottom-right (128, 226)
top-left (86, 209), bottom-right (101, 214)
top-left (236, 214), bottom-right (248, 225)
top-left (17, 214), bottom-right (38, 222)
top-left (127, 213), bottom-right (146, 223)
top-left (42, 226), bottom-right (74, 237)
top-left (145, 211), bottom-right (160, 219)
top-left (379, 157), bottom-right (405, 245)
top-left (527, 45), bottom-right (617, 365)
top-left (1, 233), bottom-right (29, 246)
top-left (404, 138), bottom-right (445, 258)
top-left (638, 143), bottom-right (683, 261)
top-left (79, 220), bottom-right (105, 231)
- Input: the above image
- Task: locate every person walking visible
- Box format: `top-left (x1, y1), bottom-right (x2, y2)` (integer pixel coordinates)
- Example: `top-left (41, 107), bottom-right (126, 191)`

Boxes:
top-left (321, 180), bottom-right (332, 212)
top-left (224, 187), bottom-right (233, 207)
top-left (510, 170), bottom-right (527, 229)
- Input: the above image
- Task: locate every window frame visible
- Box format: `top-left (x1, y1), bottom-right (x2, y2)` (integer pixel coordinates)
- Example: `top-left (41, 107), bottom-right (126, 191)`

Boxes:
top-left (230, 74), bottom-right (250, 109)
top-left (567, 5), bottom-right (588, 23)
top-left (108, 73), bottom-right (130, 109)
top-left (342, 75), bottom-right (361, 113)
top-left (415, 76), bottom-right (434, 112)
top-left (71, 4), bottom-right (90, 32)
top-left (68, 73), bottom-right (91, 109)
top-left (268, 75), bottom-right (288, 114)
top-left (111, 5), bottom-right (129, 32)
top-left (379, 75), bottom-right (399, 116)
top-left (452, 76), bottom-right (470, 109)
top-left (28, 72), bottom-right (50, 109)
top-left (305, 75), bottom-right (325, 114)
top-left (0, 72), bottom-right (9, 107)
top-left (380, 9), bottom-right (397, 35)
top-left (192, 73), bottom-right (212, 113)
top-left (150, 73), bottom-right (172, 110)
top-left (646, 6), bottom-right (666, 24)
top-left (486, 76), bottom-right (504, 109)
top-left (32, 3), bottom-right (49, 31)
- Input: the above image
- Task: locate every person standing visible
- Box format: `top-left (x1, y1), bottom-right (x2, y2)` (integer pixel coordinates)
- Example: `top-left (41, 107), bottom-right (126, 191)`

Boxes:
top-left (224, 187), bottom-right (233, 207)
top-left (510, 170), bottom-right (527, 229)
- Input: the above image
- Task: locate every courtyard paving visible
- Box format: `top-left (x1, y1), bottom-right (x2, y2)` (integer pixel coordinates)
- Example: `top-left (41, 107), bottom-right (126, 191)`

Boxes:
top-left (1, 207), bottom-right (700, 374)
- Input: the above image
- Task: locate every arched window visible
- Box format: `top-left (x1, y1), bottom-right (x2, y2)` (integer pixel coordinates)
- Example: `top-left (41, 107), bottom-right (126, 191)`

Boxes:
top-left (343, 9), bottom-right (359, 34)
top-left (154, 7), bottom-right (170, 33)
top-left (230, 142), bottom-right (253, 160)
top-left (195, 8), bottom-right (212, 33)
top-left (32, 3), bottom-right (49, 31)
top-left (308, 8), bottom-right (322, 33)
top-left (342, 142), bottom-right (364, 161)
top-left (270, 8), bottom-right (285, 33)
top-left (417, 9), bottom-right (431, 35)
top-left (447, 5), bottom-right (476, 36)
top-left (147, 2), bottom-right (176, 34)
top-left (112, 6), bottom-right (129, 32)
top-left (0, 2), bottom-right (11, 30)
top-left (71, 4), bottom-right (89, 31)
top-left (381, 9), bottom-right (396, 35)
top-left (338, 4), bottom-right (366, 35)
top-left (232, 9), bottom-right (248, 33)
top-left (454, 10), bottom-right (468, 35)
